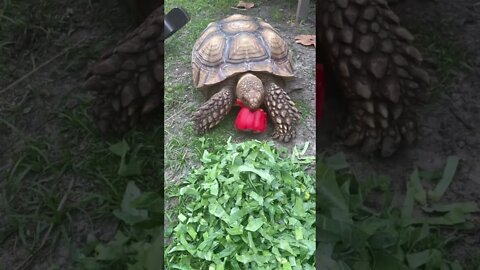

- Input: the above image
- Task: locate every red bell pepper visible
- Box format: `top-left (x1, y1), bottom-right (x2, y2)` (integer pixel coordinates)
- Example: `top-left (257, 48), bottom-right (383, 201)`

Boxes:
top-left (235, 99), bottom-right (267, 133)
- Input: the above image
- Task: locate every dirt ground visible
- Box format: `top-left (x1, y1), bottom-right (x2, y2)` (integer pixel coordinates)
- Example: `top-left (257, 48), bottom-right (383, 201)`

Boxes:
top-left (319, 0), bottom-right (480, 262)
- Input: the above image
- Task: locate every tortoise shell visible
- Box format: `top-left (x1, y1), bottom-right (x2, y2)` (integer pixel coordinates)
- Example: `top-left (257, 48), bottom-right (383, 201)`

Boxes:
top-left (192, 14), bottom-right (294, 90)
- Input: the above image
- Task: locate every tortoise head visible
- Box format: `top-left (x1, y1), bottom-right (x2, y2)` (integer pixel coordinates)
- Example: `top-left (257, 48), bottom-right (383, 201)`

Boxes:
top-left (236, 73), bottom-right (265, 110)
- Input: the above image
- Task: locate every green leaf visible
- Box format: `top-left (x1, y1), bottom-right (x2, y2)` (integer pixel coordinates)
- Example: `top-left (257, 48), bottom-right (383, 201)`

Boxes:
top-left (245, 218), bottom-right (264, 232)
top-left (428, 156), bottom-right (459, 201)
top-left (145, 234), bottom-right (163, 270)
top-left (410, 168), bottom-right (427, 205)
top-left (109, 140), bottom-right (129, 156)
top-left (237, 165), bottom-right (273, 182)
top-left (294, 196), bottom-right (305, 217)
top-left (325, 152), bottom-right (349, 171)
top-left (113, 181), bottom-right (148, 225)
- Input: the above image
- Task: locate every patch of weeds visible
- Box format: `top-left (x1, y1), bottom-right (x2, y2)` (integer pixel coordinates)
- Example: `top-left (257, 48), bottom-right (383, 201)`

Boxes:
top-left (75, 181), bottom-right (163, 269)
top-left (318, 153), bottom-right (479, 269)
top-left (165, 139), bottom-right (315, 269)
top-left (406, 22), bottom-right (472, 98)
top-left (164, 83), bottom-right (190, 111)
top-left (269, 6), bottom-right (284, 23)
top-left (0, 135), bottom-right (74, 250)
top-left (1, 96), bottom-right (164, 266)
top-left (0, 0), bottom-right (71, 81)
top-left (165, 135), bottom-right (190, 174)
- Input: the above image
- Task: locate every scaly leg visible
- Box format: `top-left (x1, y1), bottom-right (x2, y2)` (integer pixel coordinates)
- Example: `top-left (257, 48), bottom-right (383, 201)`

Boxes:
top-left (318, 0), bottom-right (429, 156)
top-left (264, 79), bottom-right (301, 143)
top-left (192, 83), bottom-right (235, 134)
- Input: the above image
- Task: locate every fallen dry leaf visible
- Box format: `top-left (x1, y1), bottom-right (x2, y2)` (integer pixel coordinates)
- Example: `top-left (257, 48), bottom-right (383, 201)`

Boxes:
top-left (295, 35), bottom-right (316, 47)
top-left (234, 1), bottom-right (255, 9)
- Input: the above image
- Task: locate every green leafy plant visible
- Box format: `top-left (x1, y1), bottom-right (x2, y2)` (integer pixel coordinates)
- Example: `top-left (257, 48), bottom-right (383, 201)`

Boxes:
top-left (318, 153), bottom-right (479, 269)
top-left (165, 138), bottom-right (316, 269)
top-left (76, 182), bottom-right (163, 270)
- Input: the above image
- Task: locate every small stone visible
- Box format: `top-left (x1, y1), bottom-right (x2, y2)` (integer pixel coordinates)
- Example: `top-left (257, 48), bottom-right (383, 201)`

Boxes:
top-left (370, 22), bottom-right (380, 32)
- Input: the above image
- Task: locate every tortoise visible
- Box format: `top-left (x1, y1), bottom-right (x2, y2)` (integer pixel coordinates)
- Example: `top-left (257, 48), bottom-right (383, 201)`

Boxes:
top-left (85, 0), bottom-right (429, 156)
top-left (190, 14), bottom-right (301, 142)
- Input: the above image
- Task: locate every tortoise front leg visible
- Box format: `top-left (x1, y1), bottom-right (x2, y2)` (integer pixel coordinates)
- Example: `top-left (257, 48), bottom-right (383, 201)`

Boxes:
top-left (318, 0), bottom-right (429, 156)
top-left (264, 80), bottom-right (301, 142)
top-left (192, 84), bottom-right (235, 134)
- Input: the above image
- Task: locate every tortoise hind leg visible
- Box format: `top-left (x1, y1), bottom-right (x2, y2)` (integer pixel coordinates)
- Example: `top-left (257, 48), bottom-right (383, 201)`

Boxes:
top-left (192, 83), bottom-right (235, 134)
top-left (318, 0), bottom-right (429, 157)
top-left (264, 80), bottom-right (301, 143)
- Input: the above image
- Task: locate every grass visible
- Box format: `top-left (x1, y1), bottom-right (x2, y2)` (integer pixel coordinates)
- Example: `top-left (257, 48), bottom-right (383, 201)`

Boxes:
top-left (0, 2), bottom-right (163, 267)
top-left (405, 21), bottom-right (473, 98)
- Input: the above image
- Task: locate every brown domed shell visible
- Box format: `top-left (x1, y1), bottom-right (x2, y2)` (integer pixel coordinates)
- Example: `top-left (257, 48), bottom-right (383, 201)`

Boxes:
top-left (192, 14), bottom-right (294, 89)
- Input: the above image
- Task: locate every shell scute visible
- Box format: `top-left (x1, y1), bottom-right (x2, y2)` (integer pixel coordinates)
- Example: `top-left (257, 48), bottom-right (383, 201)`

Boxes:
top-left (192, 14), bottom-right (294, 89)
